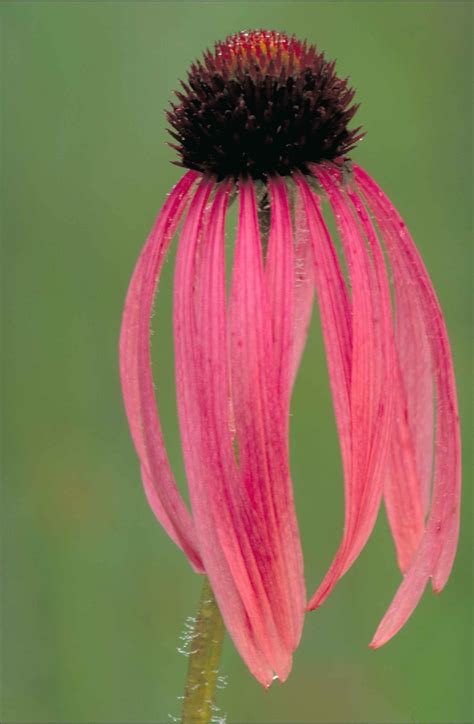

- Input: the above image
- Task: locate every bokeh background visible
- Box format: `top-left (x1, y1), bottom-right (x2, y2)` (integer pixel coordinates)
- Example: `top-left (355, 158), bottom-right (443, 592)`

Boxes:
top-left (2, 2), bottom-right (472, 722)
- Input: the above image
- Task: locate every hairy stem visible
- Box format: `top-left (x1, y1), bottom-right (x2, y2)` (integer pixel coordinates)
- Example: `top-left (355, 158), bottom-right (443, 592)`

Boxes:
top-left (181, 577), bottom-right (225, 724)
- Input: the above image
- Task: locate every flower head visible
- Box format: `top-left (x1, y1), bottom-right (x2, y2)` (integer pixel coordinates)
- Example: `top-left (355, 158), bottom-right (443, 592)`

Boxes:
top-left (167, 29), bottom-right (363, 179)
top-left (120, 30), bottom-right (461, 686)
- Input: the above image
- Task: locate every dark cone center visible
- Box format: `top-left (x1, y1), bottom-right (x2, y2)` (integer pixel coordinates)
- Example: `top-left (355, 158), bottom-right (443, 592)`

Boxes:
top-left (167, 30), bottom-right (364, 181)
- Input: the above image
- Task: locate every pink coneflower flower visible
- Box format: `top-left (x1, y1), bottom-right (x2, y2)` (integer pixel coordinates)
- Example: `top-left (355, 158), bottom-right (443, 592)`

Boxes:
top-left (119, 30), bottom-right (461, 687)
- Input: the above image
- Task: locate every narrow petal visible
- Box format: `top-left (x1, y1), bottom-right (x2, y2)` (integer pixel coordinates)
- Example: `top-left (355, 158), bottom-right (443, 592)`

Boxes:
top-left (230, 180), bottom-right (306, 655)
top-left (173, 178), bottom-right (283, 685)
top-left (119, 171), bottom-right (203, 571)
top-left (294, 175), bottom-right (352, 483)
top-left (384, 354), bottom-right (427, 571)
top-left (355, 165), bottom-right (461, 648)
top-left (264, 176), bottom-right (307, 641)
top-left (346, 186), bottom-right (425, 573)
top-left (308, 166), bottom-right (394, 608)
top-left (265, 176), bottom-right (295, 406)
top-left (395, 282), bottom-right (434, 516)
top-left (290, 188), bottom-right (315, 387)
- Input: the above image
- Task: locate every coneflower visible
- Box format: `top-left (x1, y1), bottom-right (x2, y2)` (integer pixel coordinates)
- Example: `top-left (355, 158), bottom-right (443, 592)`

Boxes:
top-left (119, 29), bottom-right (461, 716)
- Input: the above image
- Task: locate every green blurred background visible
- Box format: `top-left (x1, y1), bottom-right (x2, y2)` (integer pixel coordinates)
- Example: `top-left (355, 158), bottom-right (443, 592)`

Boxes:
top-left (1, 2), bottom-right (472, 722)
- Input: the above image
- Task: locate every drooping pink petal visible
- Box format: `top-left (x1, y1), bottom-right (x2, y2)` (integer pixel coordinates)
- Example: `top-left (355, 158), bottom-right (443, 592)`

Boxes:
top-left (264, 175), bottom-right (307, 642)
top-left (119, 171), bottom-right (203, 571)
top-left (290, 188), bottom-right (315, 387)
top-left (265, 176), bottom-right (314, 398)
top-left (307, 166), bottom-right (394, 608)
top-left (265, 176), bottom-right (295, 406)
top-left (383, 352), bottom-right (428, 572)
top-left (173, 177), bottom-right (288, 685)
top-left (295, 175), bottom-right (353, 609)
top-left (355, 166), bottom-right (461, 648)
top-left (294, 175), bottom-right (352, 486)
top-left (346, 185), bottom-right (426, 573)
top-left (229, 179), bottom-right (306, 655)
top-left (394, 280), bottom-right (434, 517)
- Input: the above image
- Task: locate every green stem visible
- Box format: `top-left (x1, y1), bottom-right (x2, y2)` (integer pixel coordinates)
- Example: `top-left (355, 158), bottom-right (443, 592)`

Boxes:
top-left (181, 577), bottom-right (226, 724)
top-left (257, 190), bottom-right (271, 257)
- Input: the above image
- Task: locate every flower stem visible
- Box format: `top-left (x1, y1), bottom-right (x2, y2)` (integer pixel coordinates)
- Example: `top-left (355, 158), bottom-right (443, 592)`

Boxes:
top-left (181, 576), bottom-right (225, 724)
top-left (257, 190), bottom-right (271, 256)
